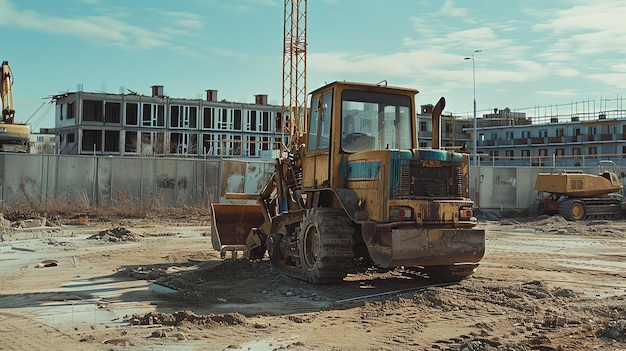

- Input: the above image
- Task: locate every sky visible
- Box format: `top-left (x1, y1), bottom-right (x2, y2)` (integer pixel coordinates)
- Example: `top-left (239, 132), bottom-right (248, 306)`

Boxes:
top-left (3, 0), bottom-right (626, 132)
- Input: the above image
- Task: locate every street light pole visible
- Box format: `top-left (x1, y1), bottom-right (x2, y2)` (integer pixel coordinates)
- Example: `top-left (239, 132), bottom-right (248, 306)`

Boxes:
top-left (465, 49), bottom-right (481, 166)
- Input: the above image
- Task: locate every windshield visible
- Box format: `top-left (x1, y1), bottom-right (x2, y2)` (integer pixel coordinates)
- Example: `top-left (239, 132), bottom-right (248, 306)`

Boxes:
top-left (341, 90), bottom-right (413, 152)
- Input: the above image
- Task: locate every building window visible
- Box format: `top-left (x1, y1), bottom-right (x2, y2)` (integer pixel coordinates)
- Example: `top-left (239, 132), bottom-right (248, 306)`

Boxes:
top-left (505, 150), bottom-right (513, 160)
top-left (125, 131), bottom-right (137, 152)
top-left (275, 112), bottom-right (283, 132)
top-left (261, 111), bottom-right (271, 132)
top-left (248, 136), bottom-right (257, 156)
top-left (574, 128), bottom-right (581, 136)
top-left (217, 108), bottom-right (227, 129)
top-left (233, 135), bottom-right (242, 155)
top-left (248, 111), bottom-right (257, 131)
top-left (202, 133), bottom-right (219, 155)
top-left (608, 125), bottom-right (616, 134)
top-left (522, 149), bottom-right (530, 157)
top-left (522, 131), bottom-right (531, 138)
top-left (37, 136), bottom-right (44, 142)
top-left (67, 133), bottom-right (75, 143)
top-left (588, 146), bottom-right (597, 158)
top-left (556, 129), bottom-right (564, 137)
top-left (573, 147), bottom-right (581, 157)
top-left (506, 131), bottom-right (514, 139)
top-left (539, 130), bottom-right (548, 137)
top-left (126, 103), bottom-right (139, 126)
top-left (261, 136), bottom-right (270, 151)
top-left (622, 145), bottom-right (626, 158)
top-left (142, 103), bottom-right (165, 127)
top-left (67, 102), bottom-right (76, 119)
top-left (203, 107), bottom-right (214, 129)
top-left (233, 109), bottom-right (242, 131)
top-left (104, 130), bottom-right (119, 152)
top-left (83, 100), bottom-right (103, 122)
top-left (82, 129), bottom-right (102, 152)
top-left (274, 136), bottom-right (282, 150)
top-left (171, 106), bottom-right (198, 129)
top-left (170, 132), bottom-right (198, 155)
top-left (317, 91), bottom-right (332, 149)
top-left (420, 121), bottom-right (427, 132)
top-left (139, 131), bottom-right (165, 155)
top-left (556, 148), bottom-right (564, 156)
top-left (104, 102), bottom-right (121, 123)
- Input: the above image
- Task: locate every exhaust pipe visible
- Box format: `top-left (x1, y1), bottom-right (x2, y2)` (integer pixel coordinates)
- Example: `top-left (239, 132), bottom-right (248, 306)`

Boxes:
top-left (431, 97), bottom-right (446, 150)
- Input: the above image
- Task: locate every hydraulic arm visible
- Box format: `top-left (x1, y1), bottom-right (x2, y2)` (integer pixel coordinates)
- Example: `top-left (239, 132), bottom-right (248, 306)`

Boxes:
top-left (1, 61), bottom-right (16, 124)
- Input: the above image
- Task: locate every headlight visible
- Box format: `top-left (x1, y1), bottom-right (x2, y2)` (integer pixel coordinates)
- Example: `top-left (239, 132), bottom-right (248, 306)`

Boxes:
top-left (459, 207), bottom-right (473, 220)
top-left (390, 206), bottom-right (413, 221)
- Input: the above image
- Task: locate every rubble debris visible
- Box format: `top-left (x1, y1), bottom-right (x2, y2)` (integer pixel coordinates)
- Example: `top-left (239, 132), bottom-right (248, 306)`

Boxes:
top-left (16, 217), bottom-right (47, 228)
top-left (102, 338), bottom-right (132, 346)
top-left (0, 213), bottom-right (11, 228)
top-left (87, 227), bottom-right (136, 242)
top-left (598, 320), bottom-right (626, 342)
top-left (35, 259), bottom-right (59, 268)
top-left (129, 310), bottom-right (246, 327)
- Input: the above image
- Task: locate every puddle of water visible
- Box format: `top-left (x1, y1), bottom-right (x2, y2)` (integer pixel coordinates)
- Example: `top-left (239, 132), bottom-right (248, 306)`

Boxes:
top-left (229, 337), bottom-right (299, 351)
top-left (7, 276), bottom-right (180, 330)
top-left (58, 277), bottom-right (176, 299)
top-left (173, 227), bottom-right (209, 238)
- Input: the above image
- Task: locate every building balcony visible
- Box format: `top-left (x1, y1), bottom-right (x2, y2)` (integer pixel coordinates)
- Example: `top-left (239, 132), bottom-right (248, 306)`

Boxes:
top-left (548, 136), bottom-right (563, 144)
top-left (531, 137), bottom-right (546, 145)
top-left (514, 138), bottom-right (528, 145)
top-left (600, 134), bottom-right (614, 141)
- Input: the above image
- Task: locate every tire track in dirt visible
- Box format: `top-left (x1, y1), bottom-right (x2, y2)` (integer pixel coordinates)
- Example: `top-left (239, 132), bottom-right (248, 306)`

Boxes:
top-left (0, 312), bottom-right (78, 350)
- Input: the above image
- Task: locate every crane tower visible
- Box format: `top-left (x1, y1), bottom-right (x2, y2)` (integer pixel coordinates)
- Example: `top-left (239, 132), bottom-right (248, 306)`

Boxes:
top-left (282, 0), bottom-right (307, 150)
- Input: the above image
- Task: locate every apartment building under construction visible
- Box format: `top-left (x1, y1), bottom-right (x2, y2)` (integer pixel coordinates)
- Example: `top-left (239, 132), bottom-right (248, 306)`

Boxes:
top-left (52, 85), bottom-right (286, 158)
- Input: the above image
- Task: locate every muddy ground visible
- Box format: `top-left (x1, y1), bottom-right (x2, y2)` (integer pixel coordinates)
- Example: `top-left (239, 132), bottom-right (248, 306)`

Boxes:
top-left (0, 214), bottom-right (625, 350)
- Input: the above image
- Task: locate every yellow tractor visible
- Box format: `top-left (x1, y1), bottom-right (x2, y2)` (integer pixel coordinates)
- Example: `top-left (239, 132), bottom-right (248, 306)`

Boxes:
top-left (211, 81), bottom-right (485, 283)
top-left (1, 61), bottom-right (30, 153)
top-left (531, 160), bottom-right (626, 220)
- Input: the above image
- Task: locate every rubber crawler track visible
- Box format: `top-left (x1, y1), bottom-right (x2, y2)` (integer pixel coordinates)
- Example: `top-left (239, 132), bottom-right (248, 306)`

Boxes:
top-left (270, 208), bottom-right (355, 284)
top-left (299, 208), bottom-right (356, 283)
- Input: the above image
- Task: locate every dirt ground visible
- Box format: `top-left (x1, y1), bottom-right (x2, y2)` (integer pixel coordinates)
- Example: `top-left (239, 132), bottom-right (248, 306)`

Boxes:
top-left (0, 213), bottom-right (625, 351)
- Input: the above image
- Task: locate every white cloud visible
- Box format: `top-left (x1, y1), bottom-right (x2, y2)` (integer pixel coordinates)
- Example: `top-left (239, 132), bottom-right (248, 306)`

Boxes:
top-left (231, 0), bottom-right (279, 12)
top-left (440, 0), bottom-right (469, 18)
top-left (0, 1), bottom-right (168, 49)
top-left (532, 2), bottom-right (626, 56)
top-left (159, 11), bottom-right (204, 31)
top-left (536, 89), bottom-right (579, 98)
top-left (586, 73), bottom-right (626, 90)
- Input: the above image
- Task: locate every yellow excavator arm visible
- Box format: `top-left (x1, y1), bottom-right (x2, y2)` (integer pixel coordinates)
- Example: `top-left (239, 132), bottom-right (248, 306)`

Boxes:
top-left (1, 61), bottom-right (16, 124)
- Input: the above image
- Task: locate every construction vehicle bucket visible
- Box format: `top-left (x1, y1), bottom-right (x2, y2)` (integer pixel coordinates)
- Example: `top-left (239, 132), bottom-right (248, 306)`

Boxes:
top-left (211, 203), bottom-right (265, 254)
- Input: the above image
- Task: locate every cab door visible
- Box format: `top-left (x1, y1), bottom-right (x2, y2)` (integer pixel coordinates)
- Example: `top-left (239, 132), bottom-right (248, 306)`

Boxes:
top-left (302, 88), bottom-right (333, 189)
